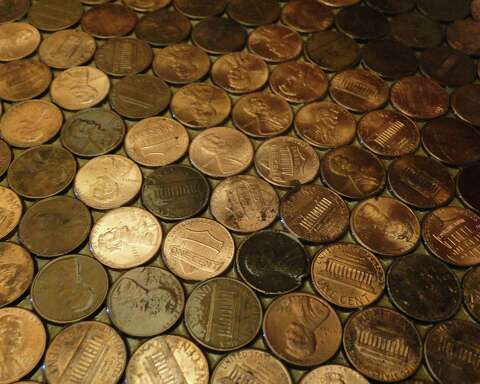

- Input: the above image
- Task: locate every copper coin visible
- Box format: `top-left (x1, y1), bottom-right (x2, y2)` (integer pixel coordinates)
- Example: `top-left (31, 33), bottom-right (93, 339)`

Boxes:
top-left (425, 320), bottom-right (480, 384)
top-left (39, 29), bottom-right (96, 69)
top-left (457, 164), bottom-right (480, 213)
top-left (263, 292), bottom-right (341, 366)
top-left (0, 307), bottom-right (46, 384)
top-left (351, 196), bottom-right (420, 257)
top-left (185, 277), bottom-right (262, 351)
top-left (227, 0), bottom-right (280, 26)
top-left (335, 5), bottom-right (389, 41)
top-left (418, 0), bottom-right (470, 22)
top-left (391, 76), bottom-right (449, 120)
top-left (109, 74), bottom-right (171, 119)
top-left (0, 242), bottom-right (33, 308)
top-left (0, 140), bottom-right (11, 179)
top-left (300, 365), bottom-right (369, 384)
top-left (269, 61), bottom-right (328, 104)
top-left (357, 109), bottom-right (420, 158)
top-left (192, 17), bottom-right (247, 54)
top-left (321, 145), bottom-right (386, 200)
top-left (343, 307), bottom-right (422, 382)
top-left (74, 154), bottom-right (142, 210)
top-left (0, 22), bottom-right (40, 61)
top-left (107, 266), bottom-right (183, 336)
top-left (0, 187), bottom-right (21, 240)
top-left (473, 0), bottom-right (480, 20)
top-left (50, 66), bottom-right (110, 111)
top-left (28, 0), bottom-right (82, 31)
top-left (0, 60), bottom-right (51, 102)
top-left (318, 0), bottom-right (360, 5)
top-left (280, 184), bottom-right (349, 243)
top-left (365, 0), bottom-right (415, 14)
top-left (44, 321), bottom-right (126, 384)
top-left (281, 0), bottom-right (333, 33)
top-left (61, 108), bottom-right (125, 157)
top-left (123, 0), bottom-right (170, 12)
top-left (463, 266), bottom-right (480, 322)
top-left (124, 116), bottom-right (189, 167)
top-left (447, 18), bottom-right (480, 56)
top-left (81, 4), bottom-right (137, 38)
top-left (152, 43), bottom-right (210, 84)
top-left (31, 254), bottom-right (108, 323)
top-left (170, 82), bottom-right (231, 129)
top-left (390, 12), bottom-right (443, 49)
top-left (189, 127), bottom-right (253, 178)
top-left (248, 24), bottom-right (302, 63)
top-left (142, 164), bottom-right (210, 221)
top-left (423, 206), bottom-right (480, 266)
top-left (329, 69), bottom-right (389, 113)
top-left (0, 0), bottom-right (29, 23)
top-left (211, 349), bottom-right (292, 384)
top-left (210, 175), bottom-right (279, 233)
top-left (173, 0), bottom-right (227, 19)
top-left (0, 100), bottom-right (63, 148)
top-left (451, 84), bottom-right (480, 127)
top-left (163, 217), bottom-right (234, 281)
top-left (8, 145), bottom-right (76, 199)
top-left (126, 335), bottom-right (209, 384)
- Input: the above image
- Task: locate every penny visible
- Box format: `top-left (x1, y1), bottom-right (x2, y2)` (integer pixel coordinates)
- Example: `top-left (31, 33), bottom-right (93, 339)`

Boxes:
top-left (0, 140), bottom-right (11, 179)
top-left (170, 83), bottom-right (230, 129)
top-left (318, 0), bottom-right (360, 5)
top-left (0, 307), bottom-right (46, 384)
top-left (473, 0), bottom-right (480, 20)
top-left (109, 74), bottom-right (171, 119)
top-left (125, 117), bottom-right (189, 167)
top-left (61, 108), bottom-right (125, 158)
top-left (463, 267), bottom-right (480, 322)
top-left (152, 43), bottom-right (210, 84)
top-left (0, 0), bottom-right (29, 23)
top-left (44, 321), bottom-right (126, 384)
top-left (351, 196), bottom-right (420, 257)
top-left (0, 242), bottom-right (33, 308)
top-left (0, 23), bottom-right (40, 61)
top-left (94, 37), bottom-right (153, 77)
top-left (343, 307), bottom-right (422, 382)
top-left (74, 154), bottom-right (142, 210)
top-left (0, 187), bottom-right (21, 240)
top-left (418, 0), bottom-right (470, 22)
top-left (28, 0), bottom-right (82, 31)
top-left (321, 146), bottom-right (386, 199)
top-left (50, 66), bottom-right (110, 111)
top-left (451, 84), bottom-right (480, 127)
top-left (390, 12), bottom-right (443, 49)
top-left (263, 292), bottom-right (341, 366)
top-left (425, 320), bottom-right (480, 384)
top-left (81, 4), bottom-right (137, 38)
top-left (357, 110), bottom-right (420, 158)
top-left (227, 0), bottom-right (280, 26)
top-left (39, 30), bottom-right (96, 69)
top-left (248, 24), bottom-right (302, 63)
top-left (335, 5), bottom-right (389, 41)
top-left (365, 0), bottom-right (415, 14)
top-left (107, 266), bottom-right (183, 336)
top-left (391, 76), bottom-right (449, 120)
top-left (281, 0), bottom-right (333, 33)
top-left (422, 206), bottom-right (480, 266)
top-left (300, 365), bottom-right (369, 384)
top-left (31, 254), bottom-right (108, 323)
top-left (142, 164), bottom-right (210, 220)
top-left (8, 145), bottom-right (76, 199)
top-left (192, 17), bottom-right (246, 54)
top-left (232, 92), bottom-right (293, 138)
top-left (185, 277), bottom-right (262, 351)
top-left (123, 0), bottom-right (170, 12)
top-left (447, 18), bottom-right (480, 56)
top-left (173, 0), bottom-right (227, 18)
top-left (0, 100), bottom-right (63, 148)
top-left (210, 175), bottom-right (278, 233)
top-left (457, 164), bottom-right (480, 213)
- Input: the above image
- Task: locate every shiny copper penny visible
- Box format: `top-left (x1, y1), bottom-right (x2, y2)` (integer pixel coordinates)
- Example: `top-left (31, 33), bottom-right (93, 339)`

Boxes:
top-left (125, 116), bottom-right (189, 167)
top-left (31, 254), bottom-right (108, 323)
top-left (248, 24), bottom-right (302, 63)
top-left (366, 0), bottom-right (415, 14)
top-left (390, 12), bottom-right (443, 49)
top-left (0, 22), bottom-right (40, 61)
top-left (329, 69), bottom-right (389, 113)
top-left (281, 0), bottom-right (333, 33)
top-left (335, 5), bottom-right (389, 41)
top-left (0, 307), bottom-right (46, 384)
top-left (227, 0), bottom-right (280, 26)
top-left (107, 266), bottom-right (183, 336)
top-left (473, 0), bottom-right (480, 20)
top-left (81, 4), bottom-right (137, 38)
top-left (44, 321), bottom-right (126, 384)
top-left (0, 187), bottom-right (21, 240)
top-left (447, 18), bottom-right (480, 56)
top-left (123, 0), bottom-right (170, 12)
top-left (185, 277), bottom-right (262, 351)
top-left (344, 307), bottom-right (422, 382)
top-left (189, 127), bottom-right (253, 178)
top-left (0, 100), bottom-right (63, 148)
top-left (0, 140), bottom-right (11, 179)
top-left (422, 206), bottom-right (480, 266)
top-left (173, 0), bottom-right (227, 18)
top-left (263, 292), bottom-right (341, 367)
top-left (170, 83), bottom-right (230, 129)
top-left (457, 164), bottom-right (480, 213)
top-left (418, 0), bottom-right (470, 22)
top-left (0, 0), bottom-right (29, 23)
top-left (28, 0), bottom-right (82, 31)
top-left (8, 145), bottom-right (76, 199)
top-left (0, 242), bottom-right (33, 308)
top-left (463, 267), bottom-right (480, 322)
top-left (192, 17), bottom-right (247, 54)
top-left (451, 84), bottom-right (480, 127)
top-left (300, 365), bottom-right (369, 384)
top-left (127, 335), bottom-right (208, 383)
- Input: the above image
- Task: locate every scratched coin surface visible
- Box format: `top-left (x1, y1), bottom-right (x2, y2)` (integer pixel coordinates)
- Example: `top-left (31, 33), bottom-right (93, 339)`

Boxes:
top-left (335, 5), bottom-right (389, 41)
top-left (281, 0), bottom-right (333, 33)
top-left (447, 18), bottom-right (480, 57)
top-left (299, 365), bottom-right (369, 384)
top-left (0, 140), bottom-right (11, 179)
top-left (123, 0), bottom-right (170, 12)
top-left (0, 60), bottom-right (51, 101)
top-left (81, 3), bottom-right (138, 38)
top-left (173, 0), bottom-right (227, 18)
top-left (0, 22), bottom-right (40, 61)
top-left (0, 0), bottom-right (30, 23)
top-left (227, 0), bottom-right (280, 26)
top-left (28, 0), bottom-right (83, 31)
top-left (463, 267), bottom-right (480, 322)
top-left (418, 0), bottom-right (470, 22)
top-left (0, 187), bottom-right (22, 240)
top-left (365, 0), bottom-right (416, 14)
top-left (457, 163), bottom-right (480, 213)
top-left (192, 16), bottom-right (247, 54)
top-left (390, 12), bottom-right (443, 49)
top-left (451, 84), bottom-right (480, 127)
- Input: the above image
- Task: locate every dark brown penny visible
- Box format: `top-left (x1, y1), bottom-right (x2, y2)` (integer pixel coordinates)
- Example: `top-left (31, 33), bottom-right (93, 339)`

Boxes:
top-left (318, 0), bottom-right (360, 5)
top-left (227, 0), bottom-right (280, 26)
top-left (335, 5), bottom-right (389, 41)
top-left (451, 84), bottom-right (480, 127)
top-left (123, 0), bottom-right (170, 12)
top-left (365, 0), bottom-right (415, 15)
top-left (281, 0), bottom-right (333, 33)
top-left (28, 0), bottom-right (83, 31)
top-left (81, 4), bottom-right (138, 38)
top-left (343, 307), bottom-right (422, 382)
top-left (173, 0), bottom-right (227, 18)
top-left (248, 24), bottom-right (302, 63)
top-left (192, 16), bottom-right (247, 54)
top-left (473, 0), bottom-right (480, 21)
top-left (463, 266), bottom-right (480, 322)
top-left (457, 164), bottom-right (480, 213)
top-left (390, 12), bottom-right (443, 49)
top-left (300, 365), bottom-right (369, 384)
top-left (0, 0), bottom-right (29, 23)
top-left (418, 0), bottom-right (470, 22)
top-left (321, 145), bottom-right (386, 200)
top-left (0, 139), bottom-right (11, 178)
top-left (447, 18), bottom-right (480, 56)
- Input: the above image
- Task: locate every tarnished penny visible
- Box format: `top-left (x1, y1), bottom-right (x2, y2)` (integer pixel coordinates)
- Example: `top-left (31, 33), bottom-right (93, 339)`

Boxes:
top-left (0, 307), bottom-right (46, 384)
top-left (473, 0), bottom-right (480, 20)
top-left (457, 164), bottom-right (480, 213)
top-left (281, 0), bottom-right (333, 33)
top-left (463, 267), bottom-right (480, 322)
top-left (31, 254), bottom-right (108, 323)
top-left (0, 0), bottom-right (29, 23)
top-left (418, 0), bottom-right (470, 22)
top-left (227, 0), bottom-right (280, 26)
top-left (366, 0), bottom-right (416, 14)
top-left (8, 145), bottom-right (76, 199)
top-left (0, 140), bottom-right (11, 179)
top-left (390, 12), bottom-right (443, 49)
top-left (107, 266), bottom-right (183, 336)
top-left (28, 0), bottom-right (82, 31)
top-left (318, 0), bottom-right (360, 5)
top-left (81, 4), bottom-right (137, 38)
top-left (125, 117), bottom-right (189, 167)
top-left (44, 321), bottom-right (126, 384)
top-left (185, 277), bottom-right (262, 351)
top-left (51, 66), bottom-right (110, 111)
top-left (173, 0), bottom-right (227, 19)
top-left (335, 5), bottom-right (389, 41)
top-left (343, 307), bottom-right (422, 382)
top-left (126, 335), bottom-right (209, 384)
top-left (0, 187), bottom-right (21, 240)
top-left (263, 292), bottom-right (341, 366)
top-left (170, 83), bottom-right (231, 129)
top-left (300, 365), bottom-right (369, 384)
top-left (248, 24), bottom-right (302, 63)
top-left (189, 127), bottom-right (253, 178)
top-left (255, 136), bottom-right (319, 188)
top-left (123, 0), bottom-right (170, 12)
top-left (447, 18), bottom-right (480, 56)
top-left (192, 17), bottom-right (247, 54)
top-left (0, 22), bottom-right (40, 61)
top-left (0, 100), bottom-right (63, 148)
top-left (451, 84), bottom-right (480, 127)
